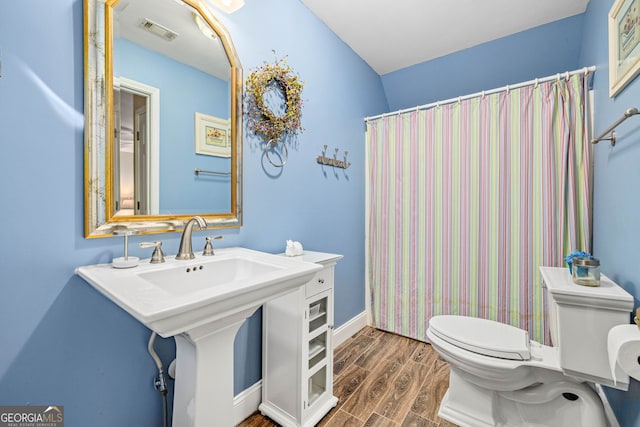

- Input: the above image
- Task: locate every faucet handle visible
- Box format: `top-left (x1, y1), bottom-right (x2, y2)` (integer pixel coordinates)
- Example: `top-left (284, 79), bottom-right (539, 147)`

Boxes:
top-left (139, 241), bottom-right (166, 264)
top-left (203, 236), bottom-right (223, 256)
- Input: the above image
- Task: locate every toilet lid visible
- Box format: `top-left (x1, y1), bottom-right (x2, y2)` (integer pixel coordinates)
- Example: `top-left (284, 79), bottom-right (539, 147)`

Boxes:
top-left (429, 315), bottom-right (531, 361)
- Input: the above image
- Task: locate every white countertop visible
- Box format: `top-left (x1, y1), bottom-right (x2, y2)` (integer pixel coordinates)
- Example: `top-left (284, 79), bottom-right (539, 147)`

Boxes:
top-left (278, 250), bottom-right (343, 266)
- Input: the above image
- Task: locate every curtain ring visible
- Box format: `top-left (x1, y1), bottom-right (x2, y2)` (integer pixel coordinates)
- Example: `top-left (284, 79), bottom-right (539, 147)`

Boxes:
top-left (265, 140), bottom-right (288, 167)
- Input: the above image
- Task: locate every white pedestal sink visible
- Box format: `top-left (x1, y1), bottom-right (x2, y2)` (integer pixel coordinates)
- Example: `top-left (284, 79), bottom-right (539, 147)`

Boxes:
top-left (76, 247), bottom-right (322, 427)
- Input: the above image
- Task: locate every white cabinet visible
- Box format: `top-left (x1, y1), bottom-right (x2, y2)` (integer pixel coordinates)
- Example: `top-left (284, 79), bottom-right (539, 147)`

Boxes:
top-left (260, 251), bottom-right (342, 427)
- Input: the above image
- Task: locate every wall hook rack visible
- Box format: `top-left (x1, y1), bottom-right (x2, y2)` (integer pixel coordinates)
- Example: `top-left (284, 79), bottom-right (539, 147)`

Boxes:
top-left (592, 107), bottom-right (639, 146)
top-left (316, 144), bottom-right (351, 169)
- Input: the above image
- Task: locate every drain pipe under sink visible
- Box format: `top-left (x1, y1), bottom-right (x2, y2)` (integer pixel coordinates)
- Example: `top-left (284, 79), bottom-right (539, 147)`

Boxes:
top-left (148, 332), bottom-right (169, 427)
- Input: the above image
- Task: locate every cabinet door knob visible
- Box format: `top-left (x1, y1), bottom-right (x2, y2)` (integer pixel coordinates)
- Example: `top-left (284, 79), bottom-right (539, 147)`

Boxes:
top-left (318, 278), bottom-right (325, 284)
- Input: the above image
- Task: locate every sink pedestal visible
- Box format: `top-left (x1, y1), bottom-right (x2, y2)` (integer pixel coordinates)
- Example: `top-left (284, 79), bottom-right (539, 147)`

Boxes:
top-left (173, 306), bottom-right (259, 427)
top-left (76, 248), bottom-right (323, 427)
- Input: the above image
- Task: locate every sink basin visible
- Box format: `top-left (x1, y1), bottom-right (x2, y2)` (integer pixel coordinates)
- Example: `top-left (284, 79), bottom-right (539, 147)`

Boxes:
top-left (139, 257), bottom-right (282, 295)
top-left (76, 247), bottom-right (322, 337)
top-left (77, 247), bottom-right (323, 426)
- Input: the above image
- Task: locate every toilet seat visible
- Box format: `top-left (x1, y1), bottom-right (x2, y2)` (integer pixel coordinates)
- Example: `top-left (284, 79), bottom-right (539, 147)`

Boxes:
top-left (429, 315), bottom-right (530, 361)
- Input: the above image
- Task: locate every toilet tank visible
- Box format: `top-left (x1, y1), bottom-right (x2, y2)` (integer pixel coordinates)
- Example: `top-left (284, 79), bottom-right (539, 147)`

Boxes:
top-left (540, 267), bottom-right (633, 390)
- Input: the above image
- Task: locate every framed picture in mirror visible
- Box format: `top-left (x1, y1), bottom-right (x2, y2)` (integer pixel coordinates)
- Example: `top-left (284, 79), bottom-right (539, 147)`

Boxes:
top-left (195, 112), bottom-right (231, 157)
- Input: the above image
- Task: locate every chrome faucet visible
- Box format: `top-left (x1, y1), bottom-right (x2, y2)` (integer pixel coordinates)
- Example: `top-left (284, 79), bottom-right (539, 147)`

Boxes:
top-left (175, 216), bottom-right (207, 260)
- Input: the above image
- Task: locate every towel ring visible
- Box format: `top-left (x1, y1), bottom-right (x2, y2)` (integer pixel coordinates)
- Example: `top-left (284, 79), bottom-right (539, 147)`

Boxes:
top-left (265, 139), bottom-right (288, 168)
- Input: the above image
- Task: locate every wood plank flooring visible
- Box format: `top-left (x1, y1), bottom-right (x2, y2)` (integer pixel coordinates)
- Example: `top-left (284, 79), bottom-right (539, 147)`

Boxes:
top-left (237, 327), bottom-right (458, 427)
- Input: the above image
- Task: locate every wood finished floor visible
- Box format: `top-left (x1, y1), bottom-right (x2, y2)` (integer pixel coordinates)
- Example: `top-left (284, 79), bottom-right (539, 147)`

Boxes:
top-left (237, 327), bottom-right (458, 427)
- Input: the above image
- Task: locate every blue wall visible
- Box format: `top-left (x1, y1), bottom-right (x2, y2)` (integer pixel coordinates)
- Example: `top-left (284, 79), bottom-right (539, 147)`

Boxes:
top-left (114, 38), bottom-right (232, 213)
top-left (4, 0), bottom-right (639, 425)
top-left (578, 0), bottom-right (640, 425)
top-left (381, 14), bottom-right (585, 111)
top-left (0, 0), bottom-right (387, 425)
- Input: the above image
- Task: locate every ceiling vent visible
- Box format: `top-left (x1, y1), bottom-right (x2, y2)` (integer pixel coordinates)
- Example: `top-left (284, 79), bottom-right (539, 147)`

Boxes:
top-left (139, 18), bottom-right (179, 41)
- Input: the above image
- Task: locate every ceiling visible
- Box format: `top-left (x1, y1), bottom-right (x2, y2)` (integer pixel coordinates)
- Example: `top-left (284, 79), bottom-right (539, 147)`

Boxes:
top-left (115, 0), bottom-right (230, 80)
top-left (300, 0), bottom-right (590, 75)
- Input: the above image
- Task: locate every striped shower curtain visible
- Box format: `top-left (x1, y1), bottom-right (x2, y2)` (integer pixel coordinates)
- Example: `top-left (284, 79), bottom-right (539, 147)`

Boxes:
top-left (366, 74), bottom-right (591, 344)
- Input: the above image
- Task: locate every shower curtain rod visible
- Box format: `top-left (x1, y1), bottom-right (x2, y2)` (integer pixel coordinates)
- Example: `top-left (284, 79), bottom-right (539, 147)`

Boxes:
top-left (364, 66), bottom-right (596, 122)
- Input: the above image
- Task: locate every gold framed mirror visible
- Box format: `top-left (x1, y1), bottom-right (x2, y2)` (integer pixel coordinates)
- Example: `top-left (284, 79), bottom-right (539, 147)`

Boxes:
top-left (84, 0), bottom-right (242, 238)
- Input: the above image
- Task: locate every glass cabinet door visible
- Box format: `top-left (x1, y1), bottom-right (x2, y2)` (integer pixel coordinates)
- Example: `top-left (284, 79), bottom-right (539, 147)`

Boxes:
top-left (305, 290), bottom-right (332, 411)
top-left (308, 295), bottom-right (328, 334)
top-left (308, 365), bottom-right (328, 407)
top-left (308, 331), bottom-right (327, 370)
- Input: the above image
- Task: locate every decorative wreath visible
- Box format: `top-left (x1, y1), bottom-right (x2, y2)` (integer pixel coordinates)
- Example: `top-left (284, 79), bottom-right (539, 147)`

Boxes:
top-left (245, 55), bottom-right (304, 142)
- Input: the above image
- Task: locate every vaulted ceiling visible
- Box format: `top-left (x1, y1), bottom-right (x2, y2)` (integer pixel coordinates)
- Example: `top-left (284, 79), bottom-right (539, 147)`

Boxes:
top-left (300, 0), bottom-right (590, 75)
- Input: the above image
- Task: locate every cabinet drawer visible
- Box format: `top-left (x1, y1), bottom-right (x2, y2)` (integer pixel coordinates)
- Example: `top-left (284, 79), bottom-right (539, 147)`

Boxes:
top-left (305, 267), bottom-right (334, 297)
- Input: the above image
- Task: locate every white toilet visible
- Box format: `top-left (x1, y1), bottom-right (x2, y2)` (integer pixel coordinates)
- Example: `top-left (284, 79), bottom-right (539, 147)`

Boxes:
top-left (426, 267), bottom-right (634, 427)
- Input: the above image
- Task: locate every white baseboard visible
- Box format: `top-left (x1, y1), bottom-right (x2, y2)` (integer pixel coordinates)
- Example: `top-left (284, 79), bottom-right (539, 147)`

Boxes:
top-left (233, 380), bottom-right (262, 425)
top-left (232, 311), bottom-right (369, 424)
top-left (595, 384), bottom-right (620, 427)
top-left (333, 311), bottom-right (368, 347)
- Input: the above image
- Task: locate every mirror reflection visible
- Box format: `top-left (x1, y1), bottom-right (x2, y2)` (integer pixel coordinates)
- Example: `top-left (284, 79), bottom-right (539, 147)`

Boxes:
top-left (84, 0), bottom-right (243, 237)
top-left (112, 0), bottom-right (231, 216)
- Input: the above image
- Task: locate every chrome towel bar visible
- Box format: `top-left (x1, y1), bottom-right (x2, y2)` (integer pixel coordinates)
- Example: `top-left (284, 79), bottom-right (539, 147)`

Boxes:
top-left (193, 168), bottom-right (231, 176)
top-left (592, 107), bottom-right (639, 146)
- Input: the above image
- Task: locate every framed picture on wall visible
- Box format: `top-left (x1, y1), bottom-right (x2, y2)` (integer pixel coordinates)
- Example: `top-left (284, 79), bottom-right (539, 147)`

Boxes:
top-left (195, 112), bottom-right (231, 157)
top-left (609, 0), bottom-right (640, 97)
